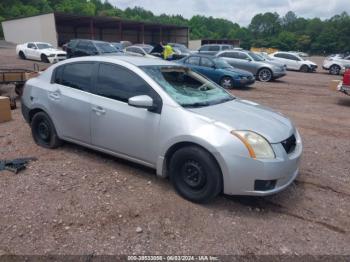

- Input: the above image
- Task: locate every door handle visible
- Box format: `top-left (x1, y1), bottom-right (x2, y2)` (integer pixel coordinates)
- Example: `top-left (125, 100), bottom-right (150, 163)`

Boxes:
top-left (92, 106), bottom-right (106, 115)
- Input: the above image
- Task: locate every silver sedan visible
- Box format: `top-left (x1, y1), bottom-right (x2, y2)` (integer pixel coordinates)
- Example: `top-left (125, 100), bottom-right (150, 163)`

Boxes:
top-left (21, 56), bottom-right (302, 203)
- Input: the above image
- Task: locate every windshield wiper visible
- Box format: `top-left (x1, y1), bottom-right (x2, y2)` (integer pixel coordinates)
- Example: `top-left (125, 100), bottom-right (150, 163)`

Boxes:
top-left (181, 102), bottom-right (211, 108)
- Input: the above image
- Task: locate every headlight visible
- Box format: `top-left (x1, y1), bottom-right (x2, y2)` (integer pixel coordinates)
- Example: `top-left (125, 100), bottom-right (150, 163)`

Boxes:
top-left (231, 130), bottom-right (275, 159)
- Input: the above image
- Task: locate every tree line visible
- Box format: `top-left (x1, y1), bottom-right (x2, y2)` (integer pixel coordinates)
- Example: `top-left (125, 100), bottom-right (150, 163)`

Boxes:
top-left (1, 0), bottom-right (350, 54)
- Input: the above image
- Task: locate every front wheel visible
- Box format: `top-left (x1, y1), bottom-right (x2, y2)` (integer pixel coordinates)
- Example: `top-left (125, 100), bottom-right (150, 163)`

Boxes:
top-left (169, 146), bottom-right (222, 203)
top-left (41, 54), bottom-right (50, 63)
top-left (31, 112), bottom-right (62, 148)
top-left (257, 68), bottom-right (272, 82)
top-left (300, 65), bottom-right (309, 73)
top-left (220, 76), bottom-right (234, 89)
top-left (329, 65), bottom-right (340, 75)
top-left (19, 51), bottom-right (26, 60)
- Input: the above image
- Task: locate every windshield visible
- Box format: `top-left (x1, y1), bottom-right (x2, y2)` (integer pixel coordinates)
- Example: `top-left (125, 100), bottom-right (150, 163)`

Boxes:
top-left (95, 42), bottom-right (118, 53)
top-left (247, 51), bottom-right (264, 61)
top-left (143, 46), bottom-right (153, 53)
top-left (213, 58), bottom-right (232, 69)
top-left (37, 43), bottom-right (53, 49)
top-left (142, 66), bottom-right (234, 108)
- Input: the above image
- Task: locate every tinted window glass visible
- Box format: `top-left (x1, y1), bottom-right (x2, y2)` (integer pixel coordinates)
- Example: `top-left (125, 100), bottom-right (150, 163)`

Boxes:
top-left (238, 53), bottom-right (249, 60)
top-left (208, 46), bottom-right (220, 51)
top-left (199, 45), bottom-right (209, 51)
top-left (27, 43), bottom-right (35, 49)
top-left (287, 54), bottom-right (300, 61)
top-left (60, 63), bottom-right (94, 91)
top-left (77, 41), bottom-right (89, 50)
top-left (86, 43), bottom-right (97, 53)
top-left (187, 56), bottom-right (200, 65)
top-left (275, 53), bottom-right (287, 58)
top-left (53, 66), bottom-right (64, 84)
top-left (200, 57), bottom-right (214, 68)
top-left (222, 46), bottom-right (230, 50)
top-left (96, 63), bottom-right (153, 102)
top-left (219, 52), bottom-right (235, 58)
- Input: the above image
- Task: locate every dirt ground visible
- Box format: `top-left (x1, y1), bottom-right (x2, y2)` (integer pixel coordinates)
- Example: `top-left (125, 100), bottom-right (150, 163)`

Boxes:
top-left (0, 46), bottom-right (350, 256)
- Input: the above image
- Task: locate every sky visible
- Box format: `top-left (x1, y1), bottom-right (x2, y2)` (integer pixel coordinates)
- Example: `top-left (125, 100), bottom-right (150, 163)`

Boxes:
top-left (110, 0), bottom-right (350, 26)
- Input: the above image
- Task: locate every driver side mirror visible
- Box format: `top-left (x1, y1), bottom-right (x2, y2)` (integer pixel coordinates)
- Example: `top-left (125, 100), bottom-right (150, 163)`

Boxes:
top-left (128, 95), bottom-right (154, 109)
top-left (245, 57), bottom-right (252, 62)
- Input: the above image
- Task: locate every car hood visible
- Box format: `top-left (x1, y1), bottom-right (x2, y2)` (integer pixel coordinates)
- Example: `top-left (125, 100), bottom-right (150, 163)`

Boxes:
top-left (189, 99), bottom-right (294, 143)
top-left (221, 67), bottom-right (253, 77)
top-left (304, 60), bottom-right (317, 66)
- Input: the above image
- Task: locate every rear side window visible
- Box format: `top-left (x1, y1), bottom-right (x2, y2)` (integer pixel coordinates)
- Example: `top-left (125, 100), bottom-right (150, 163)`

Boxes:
top-left (199, 45), bottom-right (209, 51)
top-left (95, 63), bottom-right (154, 102)
top-left (186, 56), bottom-right (200, 65)
top-left (208, 46), bottom-right (220, 51)
top-left (274, 53), bottom-right (287, 59)
top-left (58, 63), bottom-right (94, 91)
top-left (219, 52), bottom-right (237, 58)
top-left (222, 46), bottom-right (230, 50)
top-left (200, 57), bottom-right (214, 68)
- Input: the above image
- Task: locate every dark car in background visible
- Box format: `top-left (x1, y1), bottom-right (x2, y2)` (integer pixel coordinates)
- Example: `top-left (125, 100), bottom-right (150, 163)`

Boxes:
top-left (177, 54), bottom-right (255, 88)
top-left (66, 39), bottom-right (119, 58)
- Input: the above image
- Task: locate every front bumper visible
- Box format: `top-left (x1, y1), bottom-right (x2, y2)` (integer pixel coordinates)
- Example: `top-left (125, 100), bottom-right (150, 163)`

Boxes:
top-left (219, 131), bottom-right (302, 196)
top-left (47, 55), bottom-right (67, 63)
top-left (235, 78), bottom-right (255, 87)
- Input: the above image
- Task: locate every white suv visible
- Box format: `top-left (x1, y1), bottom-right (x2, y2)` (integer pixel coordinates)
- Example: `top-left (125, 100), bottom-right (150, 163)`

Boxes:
top-left (270, 52), bottom-right (317, 72)
top-left (322, 55), bottom-right (350, 75)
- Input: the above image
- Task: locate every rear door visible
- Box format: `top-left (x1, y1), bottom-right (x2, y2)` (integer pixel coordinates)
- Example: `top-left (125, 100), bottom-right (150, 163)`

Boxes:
top-left (48, 62), bottom-right (94, 144)
top-left (90, 62), bottom-right (161, 164)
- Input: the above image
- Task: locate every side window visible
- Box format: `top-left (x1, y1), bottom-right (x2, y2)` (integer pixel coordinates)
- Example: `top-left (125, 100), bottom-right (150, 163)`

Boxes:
top-left (60, 63), bottom-right (94, 91)
top-left (222, 46), bottom-right (230, 50)
top-left (95, 63), bottom-right (154, 102)
top-left (199, 45), bottom-right (209, 51)
top-left (200, 57), bottom-right (214, 68)
top-left (86, 43), bottom-right (97, 53)
top-left (52, 65), bottom-right (64, 84)
top-left (133, 48), bottom-right (144, 55)
top-left (238, 53), bottom-right (249, 60)
top-left (187, 56), bottom-right (200, 65)
top-left (288, 54), bottom-right (300, 61)
top-left (208, 46), bottom-right (220, 52)
top-left (76, 41), bottom-right (88, 50)
top-left (27, 43), bottom-right (35, 49)
top-left (275, 53), bottom-right (286, 59)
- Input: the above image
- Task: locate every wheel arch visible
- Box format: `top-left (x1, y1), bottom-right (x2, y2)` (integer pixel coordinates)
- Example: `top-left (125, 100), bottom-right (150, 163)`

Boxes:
top-left (159, 141), bottom-right (224, 184)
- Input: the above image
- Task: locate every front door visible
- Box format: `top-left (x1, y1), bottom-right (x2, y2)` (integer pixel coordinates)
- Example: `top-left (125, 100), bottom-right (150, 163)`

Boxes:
top-left (90, 63), bottom-right (161, 165)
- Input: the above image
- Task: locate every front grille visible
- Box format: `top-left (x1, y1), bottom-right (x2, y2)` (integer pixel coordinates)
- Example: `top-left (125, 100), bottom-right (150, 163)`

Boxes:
top-left (281, 134), bottom-right (296, 154)
top-left (57, 54), bottom-right (66, 57)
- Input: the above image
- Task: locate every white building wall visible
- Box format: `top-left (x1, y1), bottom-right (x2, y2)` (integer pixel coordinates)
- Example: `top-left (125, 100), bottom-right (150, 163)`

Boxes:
top-left (2, 13), bottom-right (58, 47)
top-left (189, 40), bottom-right (202, 50)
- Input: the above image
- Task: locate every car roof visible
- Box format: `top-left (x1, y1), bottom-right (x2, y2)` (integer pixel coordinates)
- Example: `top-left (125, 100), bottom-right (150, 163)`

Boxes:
top-left (98, 55), bottom-right (178, 66)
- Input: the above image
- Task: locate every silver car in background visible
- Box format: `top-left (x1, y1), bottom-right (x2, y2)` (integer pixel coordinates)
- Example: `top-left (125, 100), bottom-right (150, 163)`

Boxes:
top-left (215, 50), bottom-right (287, 82)
top-left (21, 56), bottom-right (302, 203)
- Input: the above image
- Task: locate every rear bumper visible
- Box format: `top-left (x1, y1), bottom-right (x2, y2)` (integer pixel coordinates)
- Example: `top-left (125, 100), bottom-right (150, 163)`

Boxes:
top-left (21, 99), bottom-right (30, 123)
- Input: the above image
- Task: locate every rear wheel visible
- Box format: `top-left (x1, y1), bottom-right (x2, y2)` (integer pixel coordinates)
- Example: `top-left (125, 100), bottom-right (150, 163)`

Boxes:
top-left (300, 65), bottom-right (309, 73)
top-left (41, 54), bottom-right (50, 63)
top-left (329, 65), bottom-right (341, 75)
top-left (220, 76), bottom-right (234, 89)
top-left (31, 112), bottom-right (62, 149)
top-left (169, 146), bottom-right (222, 203)
top-left (257, 68), bottom-right (272, 82)
top-left (19, 51), bottom-right (26, 60)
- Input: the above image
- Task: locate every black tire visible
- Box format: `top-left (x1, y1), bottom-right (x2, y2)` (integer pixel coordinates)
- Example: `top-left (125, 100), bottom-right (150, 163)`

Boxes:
top-left (300, 65), bottom-right (309, 73)
top-left (41, 54), bottom-right (50, 63)
top-left (329, 65), bottom-right (341, 75)
top-left (169, 146), bottom-right (222, 203)
top-left (257, 68), bottom-right (273, 82)
top-left (19, 51), bottom-right (26, 60)
top-left (220, 76), bottom-right (234, 89)
top-left (31, 112), bottom-right (62, 149)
